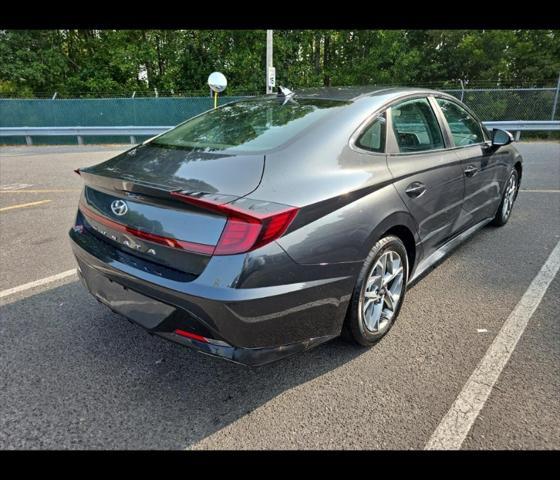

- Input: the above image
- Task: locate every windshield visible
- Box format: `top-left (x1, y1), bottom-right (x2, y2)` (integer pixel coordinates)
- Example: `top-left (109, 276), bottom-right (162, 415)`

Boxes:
top-left (151, 97), bottom-right (350, 153)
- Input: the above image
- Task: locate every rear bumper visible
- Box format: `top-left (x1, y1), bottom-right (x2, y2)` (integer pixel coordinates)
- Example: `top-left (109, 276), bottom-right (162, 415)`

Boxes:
top-left (69, 225), bottom-right (354, 366)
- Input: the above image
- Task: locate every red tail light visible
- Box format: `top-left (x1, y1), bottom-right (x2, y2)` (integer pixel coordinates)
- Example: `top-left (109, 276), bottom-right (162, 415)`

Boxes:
top-left (171, 192), bottom-right (298, 255)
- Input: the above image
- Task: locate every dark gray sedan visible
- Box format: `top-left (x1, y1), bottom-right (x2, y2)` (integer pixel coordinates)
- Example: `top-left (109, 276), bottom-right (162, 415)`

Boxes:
top-left (69, 86), bottom-right (522, 365)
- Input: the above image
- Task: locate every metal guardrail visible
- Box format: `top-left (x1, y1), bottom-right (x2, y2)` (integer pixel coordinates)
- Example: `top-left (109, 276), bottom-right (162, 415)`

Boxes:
top-left (0, 121), bottom-right (559, 145)
top-left (0, 126), bottom-right (173, 145)
top-left (483, 121), bottom-right (560, 140)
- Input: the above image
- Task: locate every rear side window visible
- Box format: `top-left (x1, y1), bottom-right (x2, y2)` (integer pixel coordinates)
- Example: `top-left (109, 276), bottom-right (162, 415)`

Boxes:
top-left (356, 114), bottom-right (386, 152)
top-left (436, 98), bottom-right (485, 146)
top-left (150, 98), bottom-right (350, 153)
top-left (390, 98), bottom-right (444, 153)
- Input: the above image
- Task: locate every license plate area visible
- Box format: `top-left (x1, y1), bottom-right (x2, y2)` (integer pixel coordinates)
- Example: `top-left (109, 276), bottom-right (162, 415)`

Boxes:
top-left (85, 267), bottom-right (175, 329)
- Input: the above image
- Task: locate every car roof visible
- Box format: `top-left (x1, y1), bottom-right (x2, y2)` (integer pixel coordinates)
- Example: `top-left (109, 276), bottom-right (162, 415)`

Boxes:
top-left (288, 86), bottom-right (443, 101)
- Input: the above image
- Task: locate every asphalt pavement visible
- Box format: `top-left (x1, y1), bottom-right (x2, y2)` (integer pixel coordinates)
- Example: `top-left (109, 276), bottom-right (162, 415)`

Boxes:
top-left (0, 142), bottom-right (558, 449)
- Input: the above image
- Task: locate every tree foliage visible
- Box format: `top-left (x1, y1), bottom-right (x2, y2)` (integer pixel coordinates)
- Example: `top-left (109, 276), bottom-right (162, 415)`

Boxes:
top-left (1, 29), bottom-right (559, 97)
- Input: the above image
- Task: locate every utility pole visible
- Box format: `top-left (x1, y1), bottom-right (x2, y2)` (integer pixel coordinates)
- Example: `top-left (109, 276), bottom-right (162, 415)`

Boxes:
top-left (551, 72), bottom-right (560, 121)
top-left (266, 30), bottom-right (274, 94)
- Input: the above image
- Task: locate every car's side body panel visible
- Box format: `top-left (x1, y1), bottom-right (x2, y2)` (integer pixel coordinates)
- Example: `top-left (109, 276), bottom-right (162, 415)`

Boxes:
top-left (277, 178), bottom-right (416, 265)
top-left (428, 94), bottom-right (511, 230)
top-left (385, 148), bottom-right (465, 260)
top-left (453, 144), bottom-right (507, 226)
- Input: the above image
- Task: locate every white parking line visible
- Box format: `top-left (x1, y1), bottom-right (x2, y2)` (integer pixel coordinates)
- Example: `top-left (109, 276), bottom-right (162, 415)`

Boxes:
top-left (0, 199), bottom-right (51, 212)
top-left (0, 183), bottom-right (33, 191)
top-left (0, 269), bottom-right (77, 300)
top-left (425, 239), bottom-right (560, 450)
top-left (519, 189), bottom-right (560, 193)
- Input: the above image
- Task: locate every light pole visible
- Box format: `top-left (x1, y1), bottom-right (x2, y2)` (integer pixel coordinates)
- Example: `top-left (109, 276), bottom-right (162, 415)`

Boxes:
top-left (551, 72), bottom-right (560, 121)
top-left (266, 30), bottom-right (275, 94)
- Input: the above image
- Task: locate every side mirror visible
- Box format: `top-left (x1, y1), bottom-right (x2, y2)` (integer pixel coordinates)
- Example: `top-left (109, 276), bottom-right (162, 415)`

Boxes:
top-left (491, 128), bottom-right (514, 147)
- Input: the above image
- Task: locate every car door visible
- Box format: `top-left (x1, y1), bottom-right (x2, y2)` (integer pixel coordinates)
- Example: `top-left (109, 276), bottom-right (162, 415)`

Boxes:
top-left (386, 96), bottom-right (465, 259)
top-left (433, 97), bottom-right (504, 227)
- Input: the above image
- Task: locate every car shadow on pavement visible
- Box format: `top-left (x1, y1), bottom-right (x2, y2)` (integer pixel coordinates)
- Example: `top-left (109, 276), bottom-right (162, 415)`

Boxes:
top-left (0, 280), bottom-right (366, 449)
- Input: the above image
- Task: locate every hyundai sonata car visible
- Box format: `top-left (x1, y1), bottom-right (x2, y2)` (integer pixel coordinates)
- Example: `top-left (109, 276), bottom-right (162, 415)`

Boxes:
top-left (69, 86), bottom-right (522, 366)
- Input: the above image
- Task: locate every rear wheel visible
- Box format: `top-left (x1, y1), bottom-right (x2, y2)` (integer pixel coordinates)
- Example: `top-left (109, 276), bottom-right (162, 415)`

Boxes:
top-left (344, 235), bottom-right (408, 346)
top-left (491, 169), bottom-right (519, 226)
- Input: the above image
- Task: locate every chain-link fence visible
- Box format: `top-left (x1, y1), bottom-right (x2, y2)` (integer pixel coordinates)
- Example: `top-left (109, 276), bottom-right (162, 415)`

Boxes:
top-left (444, 88), bottom-right (559, 121)
top-left (0, 95), bottom-right (250, 145)
top-left (1, 87), bottom-right (559, 145)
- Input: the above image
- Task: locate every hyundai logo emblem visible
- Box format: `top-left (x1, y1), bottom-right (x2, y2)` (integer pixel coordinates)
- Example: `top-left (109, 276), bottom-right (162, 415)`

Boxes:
top-left (110, 199), bottom-right (128, 216)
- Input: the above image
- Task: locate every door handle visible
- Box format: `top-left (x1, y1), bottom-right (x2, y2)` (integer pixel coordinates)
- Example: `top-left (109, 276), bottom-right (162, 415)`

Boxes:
top-left (405, 182), bottom-right (426, 198)
top-left (464, 165), bottom-right (479, 177)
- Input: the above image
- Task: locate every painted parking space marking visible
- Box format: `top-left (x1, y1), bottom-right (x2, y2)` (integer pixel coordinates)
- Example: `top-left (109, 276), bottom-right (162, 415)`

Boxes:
top-left (0, 183), bottom-right (33, 191)
top-left (0, 269), bottom-right (77, 300)
top-left (0, 199), bottom-right (51, 212)
top-left (519, 189), bottom-right (560, 193)
top-left (0, 189), bottom-right (80, 193)
top-left (425, 239), bottom-right (560, 450)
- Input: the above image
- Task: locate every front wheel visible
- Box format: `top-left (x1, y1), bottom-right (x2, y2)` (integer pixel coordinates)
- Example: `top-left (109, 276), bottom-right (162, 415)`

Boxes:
top-left (344, 235), bottom-right (409, 346)
top-left (491, 169), bottom-right (519, 226)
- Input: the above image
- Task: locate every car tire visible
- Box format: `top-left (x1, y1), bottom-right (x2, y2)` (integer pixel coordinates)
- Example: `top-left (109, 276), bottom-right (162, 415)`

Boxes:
top-left (491, 169), bottom-right (519, 227)
top-left (343, 235), bottom-right (409, 347)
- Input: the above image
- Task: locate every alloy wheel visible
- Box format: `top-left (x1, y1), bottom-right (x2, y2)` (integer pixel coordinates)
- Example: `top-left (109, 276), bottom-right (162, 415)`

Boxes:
top-left (361, 250), bottom-right (404, 333)
top-left (502, 173), bottom-right (517, 221)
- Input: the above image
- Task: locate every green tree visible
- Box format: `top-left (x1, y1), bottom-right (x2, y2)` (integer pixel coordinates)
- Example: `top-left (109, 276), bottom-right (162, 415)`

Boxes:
top-left (0, 29), bottom-right (558, 97)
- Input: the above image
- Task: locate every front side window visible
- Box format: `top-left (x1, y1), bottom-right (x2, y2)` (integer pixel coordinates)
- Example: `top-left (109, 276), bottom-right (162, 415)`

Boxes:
top-left (390, 98), bottom-right (444, 153)
top-left (356, 114), bottom-right (386, 152)
top-left (436, 98), bottom-right (485, 146)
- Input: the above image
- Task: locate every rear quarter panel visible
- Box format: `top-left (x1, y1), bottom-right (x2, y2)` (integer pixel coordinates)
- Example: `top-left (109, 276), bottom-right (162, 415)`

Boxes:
top-left (265, 143), bottom-right (420, 266)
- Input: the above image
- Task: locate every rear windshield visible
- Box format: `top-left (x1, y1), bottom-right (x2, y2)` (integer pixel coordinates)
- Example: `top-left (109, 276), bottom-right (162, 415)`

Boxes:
top-left (151, 97), bottom-right (350, 153)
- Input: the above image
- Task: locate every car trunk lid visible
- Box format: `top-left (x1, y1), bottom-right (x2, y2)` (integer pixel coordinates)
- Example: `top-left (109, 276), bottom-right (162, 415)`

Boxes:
top-left (76, 145), bottom-right (265, 276)
top-left (81, 143), bottom-right (265, 197)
